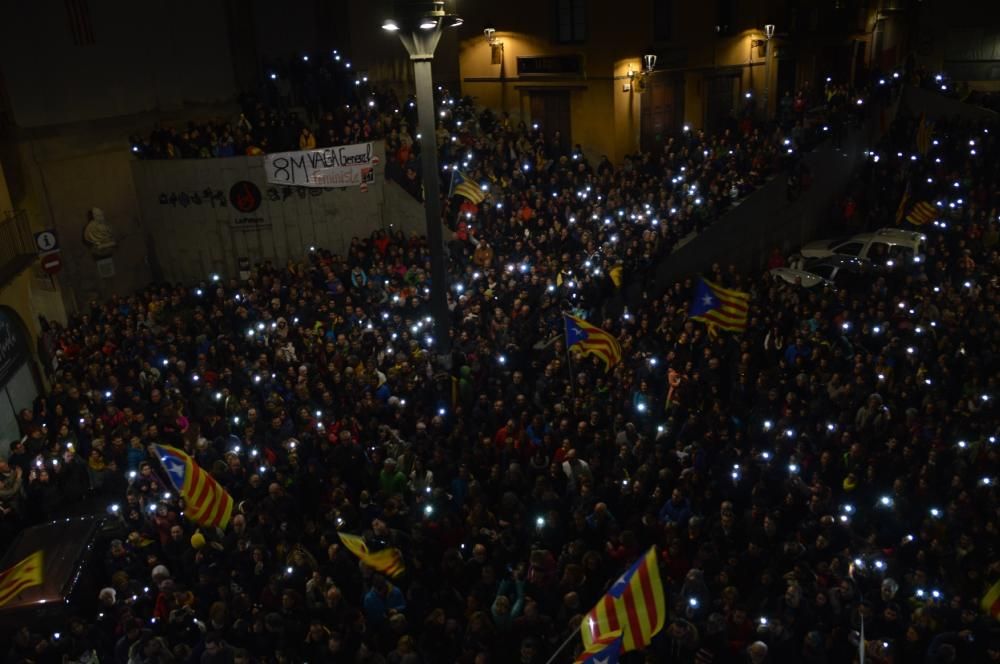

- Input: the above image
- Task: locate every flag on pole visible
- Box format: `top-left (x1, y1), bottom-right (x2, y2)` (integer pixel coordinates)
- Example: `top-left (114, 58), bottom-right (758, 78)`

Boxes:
top-left (338, 532), bottom-right (405, 578)
top-left (153, 444), bottom-right (234, 529)
top-left (564, 314), bottom-right (622, 372)
top-left (894, 183), bottom-right (911, 226)
top-left (0, 550), bottom-right (44, 608)
top-left (574, 629), bottom-right (622, 664)
top-left (982, 578), bottom-right (1000, 620)
top-left (449, 170), bottom-right (486, 204)
top-left (581, 546), bottom-right (666, 654)
top-left (915, 113), bottom-right (934, 156)
top-left (688, 278), bottom-right (749, 332)
top-left (859, 611), bottom-right (866, 664)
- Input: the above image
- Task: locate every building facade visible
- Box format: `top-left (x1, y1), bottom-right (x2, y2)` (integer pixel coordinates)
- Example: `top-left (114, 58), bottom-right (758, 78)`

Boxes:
top-left (443, 0), bottom-right (899, 162)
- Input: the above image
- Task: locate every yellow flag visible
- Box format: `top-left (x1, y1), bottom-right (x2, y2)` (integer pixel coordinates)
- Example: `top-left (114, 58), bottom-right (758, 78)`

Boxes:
top-left (0, 550), bottom-right (44, 608)
top-left (609, 265), bottom-right (623, 288)
top-left (338, 533), bottom-right (405, 578)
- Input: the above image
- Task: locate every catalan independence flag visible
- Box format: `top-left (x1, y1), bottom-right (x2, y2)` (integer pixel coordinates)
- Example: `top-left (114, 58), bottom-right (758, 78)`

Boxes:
top-left (0, 550), bottom-right (43, 608)
top-left (564, 314), bottom-right (622, 372)
top-left (449, 170), bottom-right (486, 204)
top-left (905, 200), bottom-right (936, 226)
top-left (338, 532), bottom-right (405, 578)
top-left (581, 547), bottom-right (665, 654)
top-left (153, 444), bottom-right (234, 530)
top-left (574, 629), bottom-right (622, 664)
top-left (689, 278), bottom-right (749, 332)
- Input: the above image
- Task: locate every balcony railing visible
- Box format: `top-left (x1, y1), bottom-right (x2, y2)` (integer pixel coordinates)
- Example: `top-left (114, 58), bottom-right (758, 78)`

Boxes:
top-left (0, 210), bottom-right (37, 286)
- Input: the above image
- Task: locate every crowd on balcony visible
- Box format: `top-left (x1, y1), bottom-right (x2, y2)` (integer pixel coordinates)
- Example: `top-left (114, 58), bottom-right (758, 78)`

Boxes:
top-left (128, 52), bottom-right (392, 159)
top-left (3, 59), bottom-right (996, 663)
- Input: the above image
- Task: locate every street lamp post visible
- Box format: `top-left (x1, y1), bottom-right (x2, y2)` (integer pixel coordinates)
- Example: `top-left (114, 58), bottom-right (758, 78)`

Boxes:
top-left (763, 24), bottom-right (775, 120)
top-left (383, 1), bottom-right (463, 360)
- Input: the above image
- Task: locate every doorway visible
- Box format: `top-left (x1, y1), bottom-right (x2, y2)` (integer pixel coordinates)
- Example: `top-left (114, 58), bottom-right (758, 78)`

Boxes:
top-left (0, 307), bottom-right (39, 456)
top-left (530, 91), bottom-right (572, 154)
top-left (705, 74), bottom-right (739, 133)
top-left (776, 58), bottom-right (798, 106)
top-left (640, 72), bottom-right (683, 153)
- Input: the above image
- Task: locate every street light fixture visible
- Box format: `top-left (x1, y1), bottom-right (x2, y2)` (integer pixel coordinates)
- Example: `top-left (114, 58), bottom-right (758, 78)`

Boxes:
top-left (643, 51), bottom-right (657, 73)
top-left (383, 0), bottom-right (462, 360)
top-left (763, 24), bottom-right (775, 119)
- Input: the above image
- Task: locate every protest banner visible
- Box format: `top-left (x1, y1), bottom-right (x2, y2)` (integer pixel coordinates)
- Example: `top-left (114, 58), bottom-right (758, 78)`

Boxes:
top-left (264, 142), bottom-right (378, 188)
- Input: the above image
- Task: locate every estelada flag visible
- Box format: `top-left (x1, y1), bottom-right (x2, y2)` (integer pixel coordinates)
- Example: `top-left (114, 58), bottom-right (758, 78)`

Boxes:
top-left (153, 444), bottom-right (234, 530)
top-left (689, 278), bottom-right (749, 333)
top-left (564, 314), bottom-right (622, 372)
top-left (574, 629), bottom-right (623, 664)
top-left (0, 550), bottom-right (43, 608)
top-left (581, 546), bottom-right (666, 653)
top-left (338, 532), bottom-right (405, 578)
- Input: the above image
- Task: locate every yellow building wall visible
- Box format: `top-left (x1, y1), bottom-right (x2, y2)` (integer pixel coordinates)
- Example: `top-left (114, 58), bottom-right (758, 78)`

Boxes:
top-left (449, 0), bottom-right (883, 161)
top-left (0, 158), bottom-right (12, 217)
top-left (456, 21), bottom-right (785, 162)
top-left (612, 59), bottom-right (642, 161)
top-left (0, 152), bottom-right (67, 384)
top-left (459, 30), bottom-right (639, 162)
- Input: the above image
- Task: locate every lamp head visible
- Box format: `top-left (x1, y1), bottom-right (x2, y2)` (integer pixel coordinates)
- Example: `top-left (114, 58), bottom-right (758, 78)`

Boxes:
top-left (643, 52), bottom-right (657, 73)
top-left (385, 1), bottom-right (461, 31)
top-left (765, 24), bottom-right (776, 39)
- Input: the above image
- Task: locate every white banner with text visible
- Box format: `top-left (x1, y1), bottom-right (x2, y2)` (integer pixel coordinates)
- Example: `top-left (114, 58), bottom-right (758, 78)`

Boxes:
top-left (264, 143), bottom-right (378, 188)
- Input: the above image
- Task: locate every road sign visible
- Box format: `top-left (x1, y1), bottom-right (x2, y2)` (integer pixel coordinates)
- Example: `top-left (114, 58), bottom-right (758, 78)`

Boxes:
top-left (34, 229), bottom-right (59, 254)
top-left (40, 252), bottom-right (62, 275)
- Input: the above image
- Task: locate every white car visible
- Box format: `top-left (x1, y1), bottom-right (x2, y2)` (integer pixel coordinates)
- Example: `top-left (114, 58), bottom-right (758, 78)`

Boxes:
top-left (798, 228), bottom-right (927, 265)
top-left (771, 256), bottom-right (871, 288)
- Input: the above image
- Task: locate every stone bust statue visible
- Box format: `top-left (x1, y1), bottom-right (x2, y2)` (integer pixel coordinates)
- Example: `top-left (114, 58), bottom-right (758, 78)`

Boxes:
top-left (83, 207), bottom-right (116, 256)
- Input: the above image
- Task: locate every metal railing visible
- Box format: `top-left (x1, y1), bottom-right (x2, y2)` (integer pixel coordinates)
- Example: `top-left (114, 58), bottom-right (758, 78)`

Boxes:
top-left (0, 210), bottom-right (37, 285)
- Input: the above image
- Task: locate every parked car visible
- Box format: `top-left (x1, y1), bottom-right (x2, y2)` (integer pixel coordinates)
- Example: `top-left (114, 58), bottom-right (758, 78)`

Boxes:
top-left (797, 228), bottom-right (927, 265)
top-left (771, 255), bottom-right (872, 288)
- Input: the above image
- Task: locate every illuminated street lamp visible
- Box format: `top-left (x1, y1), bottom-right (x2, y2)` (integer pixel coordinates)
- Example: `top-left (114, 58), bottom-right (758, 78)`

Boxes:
top-left (382, 1), bottom-right (463, 359)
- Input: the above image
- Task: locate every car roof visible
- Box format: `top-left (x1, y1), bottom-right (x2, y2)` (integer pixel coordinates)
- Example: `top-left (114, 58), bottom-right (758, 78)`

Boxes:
top-left (872, 228), bottom-right (927, 240)
top-left (852, 228), bottom-right (927, 243)
top-left (805, 255), bottom-right (871, 270)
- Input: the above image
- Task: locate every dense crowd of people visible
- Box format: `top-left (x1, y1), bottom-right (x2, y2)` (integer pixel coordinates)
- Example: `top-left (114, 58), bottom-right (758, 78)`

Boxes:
top-left (3, 64), bottom-right (998, 664)
top-left (129, 52), bottom-right (393, 159)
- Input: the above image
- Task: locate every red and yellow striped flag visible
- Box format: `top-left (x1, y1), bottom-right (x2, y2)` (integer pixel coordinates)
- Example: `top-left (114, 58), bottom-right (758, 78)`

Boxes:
top-left (689, 278), bottom-right (749, 332)
top-left (153, 444), bottom-right (234, 529)
top-left (564, 314), bottom-right (622, 372)
top-left (0, 550), bottom-right (43, 608)
top-left (574, 629), bottom-right (623, 664)
top-left (338, 532), bottom-right (405, 578)
top-left (581, 546), bottom-right (666, 653)
top-left (906, 201), bottom-right (936, 226)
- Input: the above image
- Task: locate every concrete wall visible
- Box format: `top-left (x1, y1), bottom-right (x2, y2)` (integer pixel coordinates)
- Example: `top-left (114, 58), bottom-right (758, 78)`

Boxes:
top-left (130, 142), bottom-right (394, 282)
top-left (33, 149), bottom-right (151, 304)
top-left (0, 0), bottom-right (236, 127)
top-left (654, 125), bottom-right (871, 290)
top-left (3, 104), bottom-right (238, 309)
top-left (901, 86), bottom-right (999, 122)
top-left (382, 179), bottom-right (429, 239)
